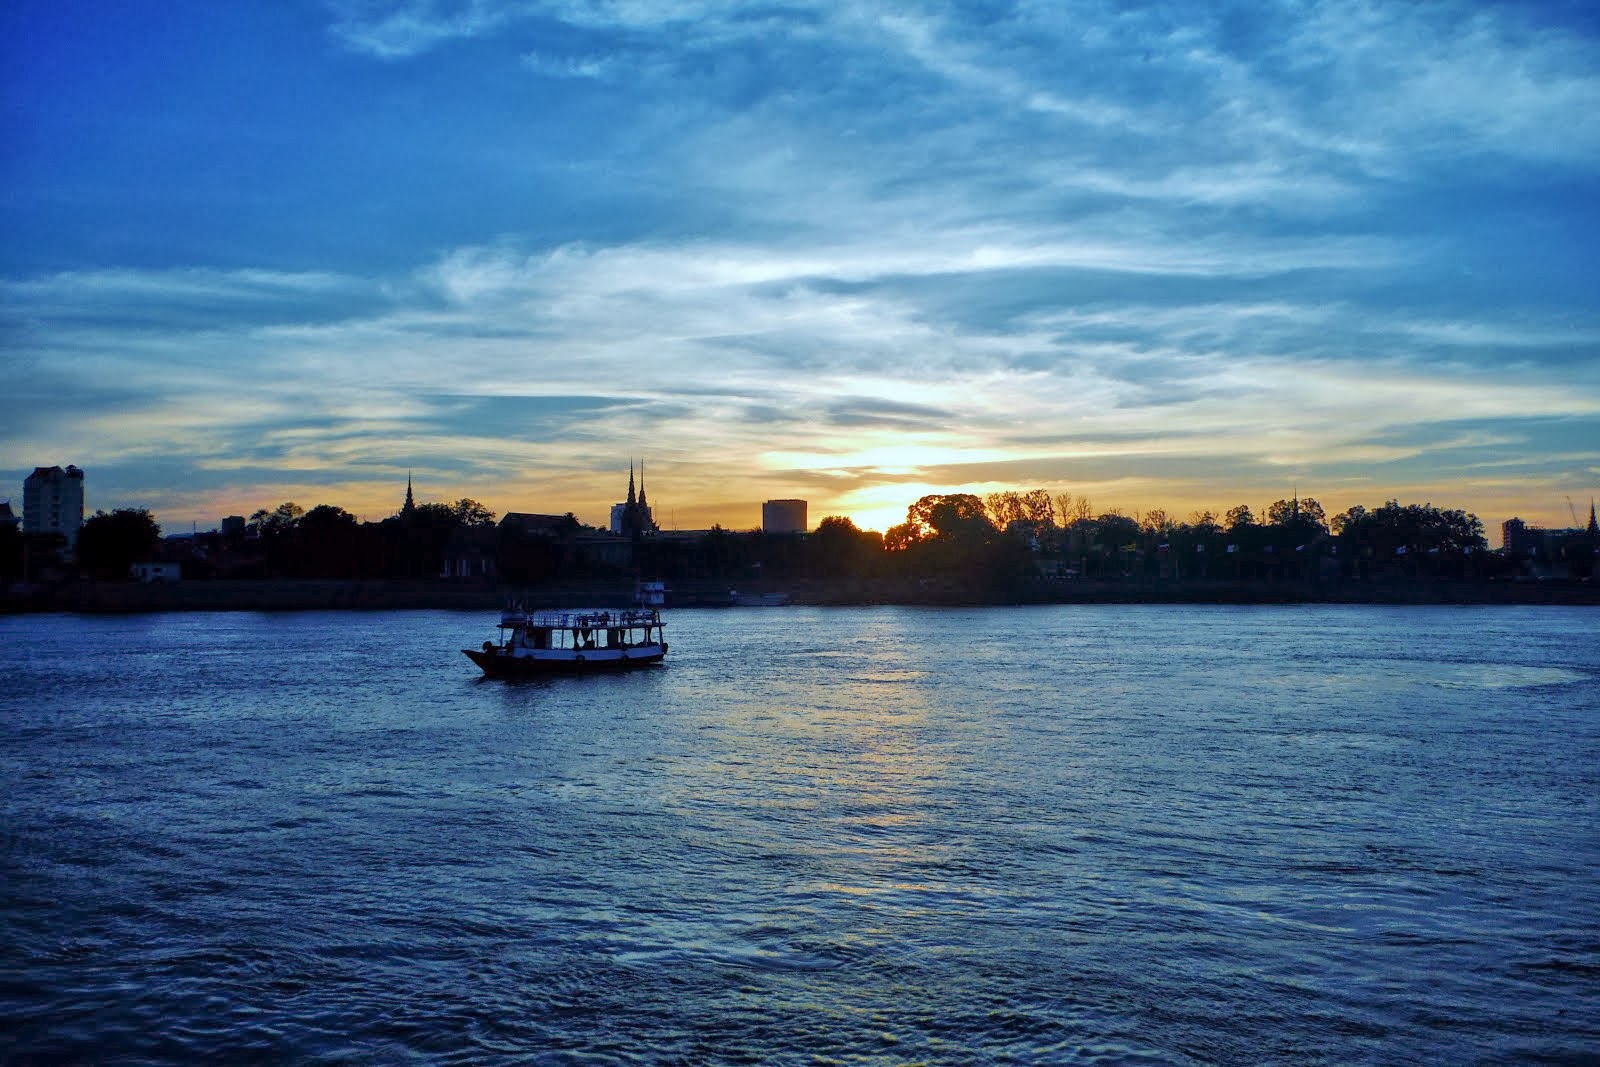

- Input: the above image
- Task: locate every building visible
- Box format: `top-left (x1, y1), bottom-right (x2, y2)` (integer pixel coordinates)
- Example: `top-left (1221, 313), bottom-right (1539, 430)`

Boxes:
top-left (132, 561), bottom-right (182, 583)
top-left (0, 500), bottom-right (18, 529)
top-left (441, 524), bottom-right (498, 579)
top-left (609, 461), bottom-right (658, 537)
top-left (23, 464), bottom-right (85, 550)
top-left (762, 499), bottom-right (808, 534)
top-left (1503, 515), bottom-right (1589, 558)
top-left (1502, 506), bottom-right (1598, 577)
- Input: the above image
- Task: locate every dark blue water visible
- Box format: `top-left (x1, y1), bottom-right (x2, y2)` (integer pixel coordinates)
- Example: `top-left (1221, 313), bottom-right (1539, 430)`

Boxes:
top-left (3, 605), bottom-right (1597, 1064)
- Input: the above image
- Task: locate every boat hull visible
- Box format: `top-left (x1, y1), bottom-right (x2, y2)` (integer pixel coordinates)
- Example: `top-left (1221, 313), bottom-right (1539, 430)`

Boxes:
top-left (463, 645), bottom-right (667, 678)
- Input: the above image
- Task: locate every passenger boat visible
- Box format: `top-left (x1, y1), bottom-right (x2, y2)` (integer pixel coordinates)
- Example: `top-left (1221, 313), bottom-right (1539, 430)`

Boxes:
top-left (463, 589), bottom-right (667, 677)
top-left (729, 590), bottom-right (790, 607)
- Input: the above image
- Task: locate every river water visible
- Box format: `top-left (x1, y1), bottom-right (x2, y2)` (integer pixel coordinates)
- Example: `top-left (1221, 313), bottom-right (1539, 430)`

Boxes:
top-left (3, 605), bottom-right (1597, 1064)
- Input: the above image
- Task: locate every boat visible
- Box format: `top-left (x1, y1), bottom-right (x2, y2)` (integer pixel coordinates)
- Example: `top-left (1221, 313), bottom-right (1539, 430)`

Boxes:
top-left (729, 590), bottom-right (790, 607)
top-left (463, 587), bottom-right (668, 677)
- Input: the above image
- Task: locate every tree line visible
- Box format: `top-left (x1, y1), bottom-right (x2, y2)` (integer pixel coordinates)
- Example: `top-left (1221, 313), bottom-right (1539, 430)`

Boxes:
top-left (0, 497), bottom-right (501, 582)
top-left (9, 486), bottom-right (1577, 587)
top-left (861, 490), bottom-right (1496, 582)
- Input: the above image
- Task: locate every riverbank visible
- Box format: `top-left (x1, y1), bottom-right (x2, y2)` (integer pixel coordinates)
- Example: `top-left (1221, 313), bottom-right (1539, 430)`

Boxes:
top-left (3, 575), bottom-right (1596, 613)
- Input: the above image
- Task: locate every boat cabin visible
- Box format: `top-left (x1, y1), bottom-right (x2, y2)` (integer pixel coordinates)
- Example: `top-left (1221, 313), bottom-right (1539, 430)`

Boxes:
top-left (498, 608), bottom-right (662, 652)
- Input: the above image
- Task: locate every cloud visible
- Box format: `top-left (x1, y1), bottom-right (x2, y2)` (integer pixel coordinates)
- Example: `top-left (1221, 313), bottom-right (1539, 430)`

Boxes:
top-left (326, 0), bottom-right (534, 59)
top-left (7, 1), bottom-right (1598, 531)
top-left (8, 218), bottom-right (1597, 529)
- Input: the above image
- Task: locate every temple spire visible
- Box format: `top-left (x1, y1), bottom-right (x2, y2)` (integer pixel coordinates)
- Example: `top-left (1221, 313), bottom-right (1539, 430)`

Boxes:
top-left (403, 472), bottom-right (415, 515)
top-left (638, 459), bottom-right (648, 508)
top-left (1589, 499), bottom-right (1598, 538)
top-left (626, 461), bottom-right (637, 507)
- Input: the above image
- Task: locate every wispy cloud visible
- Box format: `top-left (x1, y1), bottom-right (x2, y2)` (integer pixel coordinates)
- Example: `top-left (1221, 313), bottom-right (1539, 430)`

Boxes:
top-left (5, 0), bottom-right (1597, 530)
top-left (326, 0), bottom-right (534, 59)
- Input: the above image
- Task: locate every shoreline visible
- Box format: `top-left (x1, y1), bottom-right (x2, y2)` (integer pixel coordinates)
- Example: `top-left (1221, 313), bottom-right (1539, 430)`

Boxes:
top-left (3, 576), bottom-right (1596, 613)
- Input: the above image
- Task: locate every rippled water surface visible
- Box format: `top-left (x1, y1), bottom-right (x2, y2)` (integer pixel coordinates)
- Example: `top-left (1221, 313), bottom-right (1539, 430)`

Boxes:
top-left (4, 605), bottom-right (1598, 1063)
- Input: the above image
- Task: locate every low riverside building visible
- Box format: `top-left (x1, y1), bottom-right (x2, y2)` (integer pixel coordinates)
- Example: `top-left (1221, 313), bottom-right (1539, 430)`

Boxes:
top-left (441, 525), bottom-right (497, 579)
top-left (132, 561), bottom-right (182, 583)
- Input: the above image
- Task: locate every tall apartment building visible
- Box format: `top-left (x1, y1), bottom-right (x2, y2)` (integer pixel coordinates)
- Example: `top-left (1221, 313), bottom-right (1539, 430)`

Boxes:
top-left (23, 465), bottom-right (86, 550)
top-left (762, 499), bottom-right (808, 534)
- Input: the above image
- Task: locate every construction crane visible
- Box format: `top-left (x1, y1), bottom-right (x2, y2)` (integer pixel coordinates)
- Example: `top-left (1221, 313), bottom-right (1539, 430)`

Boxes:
top-left (1568, 496), bottom-right (1581, 526)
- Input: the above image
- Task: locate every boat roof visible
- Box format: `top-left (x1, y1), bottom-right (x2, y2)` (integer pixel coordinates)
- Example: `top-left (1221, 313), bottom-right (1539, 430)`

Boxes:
top-left (502, 607), bottom-right (661, 629)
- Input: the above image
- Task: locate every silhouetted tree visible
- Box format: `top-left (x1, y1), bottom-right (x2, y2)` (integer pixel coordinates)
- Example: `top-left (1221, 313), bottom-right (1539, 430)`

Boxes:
top-left (296, 504), bottom-right (361, 578)
top-left (1140, 509), bottom-right (1175, 537)
top-left (989, 488), bottom-right (1059, 548)
top-left (1333, 499), bottom-right (1486, 579)
top-left (246, 502), bottom-right (305, 577)
top-left (1019, 489), bottom-right (1056, 528)
top-left (884, 494), bottom-right (1029, 580)
top-left (985, 491), bottom-right (1023, 529)
top-left (1266, 497), bottom-right (1328, 536)
top-left (808, 516), bottom-right (884, 578)
top-left (392, 502), bottom-right (461, 577)
top-left (249, 501), bottom-right (304, 537)
top-left (77, 508), bottom-right (162, 579)
top-left (1090, 512), bottom-right (1141, 576)
top-left (452, 498), bottom-right (496, 527)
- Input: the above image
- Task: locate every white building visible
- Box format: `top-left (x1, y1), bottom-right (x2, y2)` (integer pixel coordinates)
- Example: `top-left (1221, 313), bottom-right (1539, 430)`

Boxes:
top-left (762, 499), bottom-right (808, 534)
top-left (132, 561), bottom-right (181, 583)
top-left (23, 465), bottom-right (85, 550)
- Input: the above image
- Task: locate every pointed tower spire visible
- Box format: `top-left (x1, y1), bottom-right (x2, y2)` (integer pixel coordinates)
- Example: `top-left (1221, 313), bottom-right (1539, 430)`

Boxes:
top-left (403, 472), bottom-right (415, 515)
top-left (638, 459), bottom-right (648, 508)
top-left (626, 461), bottom-right (637, 507)
top-left (1588, 499), bottom-right (1598, 538)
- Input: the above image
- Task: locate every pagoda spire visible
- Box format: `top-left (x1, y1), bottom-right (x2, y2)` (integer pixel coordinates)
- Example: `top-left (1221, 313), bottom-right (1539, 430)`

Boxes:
top-left (1589, 499), bottom-right (1598, 538)
top-left (638, 459), bottom-right (648, 508)
top-left (626, 461), bottom-right (637, 507)
top-left (403, 472), bottom-right (415, 515)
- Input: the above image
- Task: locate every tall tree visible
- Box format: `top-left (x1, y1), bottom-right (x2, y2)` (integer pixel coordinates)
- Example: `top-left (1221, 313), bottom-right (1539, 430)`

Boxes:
top-left (1019, 489), bottom-right (1056, 527)
top-left (1266, 497), bottom-right (1328, 534)
top-left (1064, 495), bottom-right (1094, 527)
top-left (77, 508), bottom-right (162, 579)
top-left (452, 498), bottom-right (497, 527)
top-left (1053, 493), bottom-right (1075, 527)
top-left (249, 502), bottom-right (304, 536)
top-left (984, 491), bottom-right (1024, 529)
top-left (1141, 509), bottom-right (1175, 536)
top-left (297, 504), bottom-right (361, 578)
top-left (809, 515), bottom-right (882, 578)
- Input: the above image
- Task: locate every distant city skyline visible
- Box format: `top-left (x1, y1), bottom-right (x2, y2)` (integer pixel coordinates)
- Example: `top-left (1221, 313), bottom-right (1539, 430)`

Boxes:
top-left (4, 2), bottom-right (1598, 536)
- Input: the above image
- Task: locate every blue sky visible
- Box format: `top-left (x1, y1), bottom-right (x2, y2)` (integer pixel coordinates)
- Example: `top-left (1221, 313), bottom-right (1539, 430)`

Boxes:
top-left (4, 0), bottom-right (1598, 535)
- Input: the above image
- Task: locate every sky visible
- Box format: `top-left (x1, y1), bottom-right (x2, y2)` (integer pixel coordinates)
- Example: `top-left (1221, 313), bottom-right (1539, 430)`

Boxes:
top-left (3, 0), bottom-right (1599, 538)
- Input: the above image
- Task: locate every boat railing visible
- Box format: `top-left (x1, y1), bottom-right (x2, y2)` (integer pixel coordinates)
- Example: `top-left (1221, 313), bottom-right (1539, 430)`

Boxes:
top-left (520, 608), bottom-right (662, 630)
